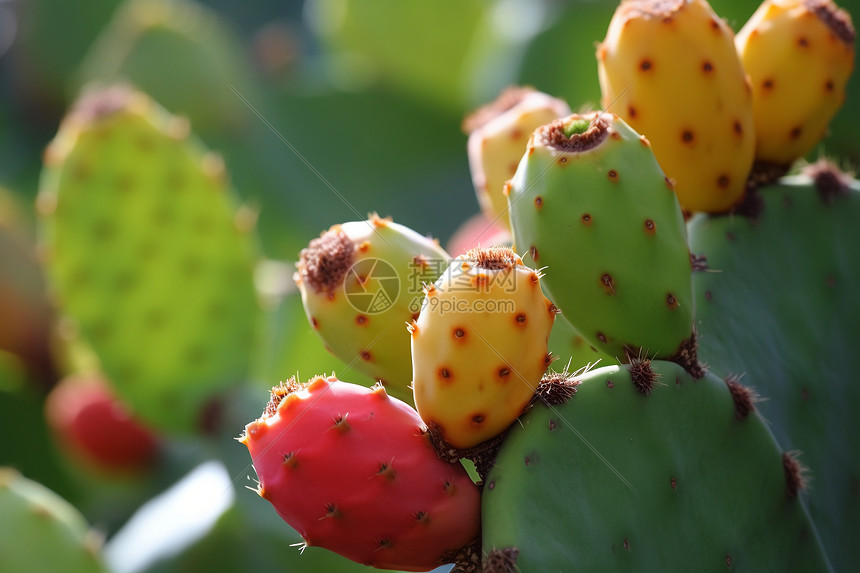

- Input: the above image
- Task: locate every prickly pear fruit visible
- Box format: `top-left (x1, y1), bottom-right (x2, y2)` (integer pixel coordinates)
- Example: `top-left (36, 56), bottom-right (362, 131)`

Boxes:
top-left (295, 215), bottom-right (450, 404)
top-left (597, 0), bottom-right (756, 213)
top-left (239, 375), bottom-right (481, 571)
top-left (37, 85), bottom-right (260, 433)
top-left (482, 361), bottom-right (830, 572)
top-left (464, 87), bottom-right (571, 230)
top-left (735, 0), bottom-right (855, 166)
top-left (0, 468), bottom-right (109, 573)
top-left (44, 374), bottom-right (159, 474)
top-left (410, 247), bottom-right (556, 450)
top-left (508, 113), bottom-right (697, 370)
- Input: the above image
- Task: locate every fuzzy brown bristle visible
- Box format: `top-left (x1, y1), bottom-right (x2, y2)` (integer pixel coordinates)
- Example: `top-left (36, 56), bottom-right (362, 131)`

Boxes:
top-left (264, 377), bottom-right (305, 418)
top-left (539, 114), bottom-right (609, 153)
top-left (630, 358), bottom-right (658, 396)
top-left (808, 0), bottom-right (855, 45)
top-left (782, 450), bottom-right (810, 498)
top-left (466, 246), bottom-right (518, 271)
top-left (535, 372), bottom-right (581, 405)
top-left (482, 547), bottom-right (520, 573)
top-left (724, 374), bottom-right (761, 420)
top-left (461, 86), bottom-right (535, 134)
top-left (803, 160), bottom-right (852, 204)
top-left (671, 330), bottom-right (706, 379)
top-left (297, 226), bottom-right (356, 294)
top-left (441, 537), bottom-right (483, 573)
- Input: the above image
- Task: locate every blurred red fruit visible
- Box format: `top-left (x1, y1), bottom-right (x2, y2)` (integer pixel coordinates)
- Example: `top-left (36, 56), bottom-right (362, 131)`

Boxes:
top-left (44, 375), bottom-right (159, 473)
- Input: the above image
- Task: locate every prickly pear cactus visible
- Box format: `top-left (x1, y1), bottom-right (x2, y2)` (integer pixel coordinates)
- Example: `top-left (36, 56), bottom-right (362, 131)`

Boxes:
top-left (482, 361), bottom-right (831, 572)
top-left (410, 247), bottom-right (557, 450)
top-left (0, 468), bottom-right (110, 573)
top-left (295, 215), bottom-right (450, 403)
top-left (508, 112), bottom-right (697, 369)
top-left (464, 86), bottom-right (571, 231)
top-left (597, 0), bottom-right (756, 213)
top-left (37, 85), bottom-right (260, 433)
top-left (240, 375), bottom-right (481, 571)
top-left (688, 163), bottom-right (860, 572)
top-left (735, 0), bottom-right (855, 167)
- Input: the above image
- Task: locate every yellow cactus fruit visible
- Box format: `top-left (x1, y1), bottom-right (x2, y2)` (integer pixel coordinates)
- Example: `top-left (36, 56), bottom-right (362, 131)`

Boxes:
top-left (464, 87), bottom-right (571, 231)
top-left (597, 0), bottom-right (756, 213)
top-left (736, 0), bottom-right (855, 166)
top-left (410, 247), bottom-right (556, 450)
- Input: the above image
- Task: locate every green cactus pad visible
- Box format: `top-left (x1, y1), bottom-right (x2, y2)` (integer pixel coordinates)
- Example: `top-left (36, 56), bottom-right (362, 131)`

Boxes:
top-left (689, 164), bottom-right (860, 572)
top-left (508, 112), bottom-right (695, 365)
top-left (37, 86), bottom-right (259, 433)
top-left (0, 468), bottom-right (109, 573)
top-left (482, 360), bottom-right (830, 572)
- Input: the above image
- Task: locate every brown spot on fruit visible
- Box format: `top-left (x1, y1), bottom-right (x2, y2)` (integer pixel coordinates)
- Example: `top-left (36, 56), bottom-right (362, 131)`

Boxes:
top-left (762, 78), bottom-right (774, 91)
top-left (608, 169), bottom-right (619, 181)
top-left (360, 350), bottom-right (372, 361)
top-left (581, 213), bottom-right (593, 225)
top-left (358, 241), bottom-right (370, 253)
top-left (644, 219), bottom-right (656, 234)
top-left (717, 174), bottom-right (730, 189)
top-left (310, 317), bottom-right (319, 329)
top-left (534, 195), bottom-right (543, 208)
top-left (628, 105), bottom-right (638, 119)
top-left (733, 120), bottom-right (743, 135)
top-left (438, 367), bottom-right (452, 381)
top-left (355, 315), bottom-right (367, 326)
top-left (471, 414), bottom-right (485, 425)
top-left (639, 59), bottom-right (653, 71)
top-left (666, 293), bottom-right (679, 309)
top-left (702, 60), bottom-right (714, 73)
top-left (515, 313), bottom-right (527, 326)
top-left (597, 332), bottom-right (608, 343)
top-left (681, 129), bottom-right (695, 144)
top-left (453, 327), bottom-right (466, 340)
top-left (797, 36), bottom-right (810, 48)
top-left (825, 79), bottom-right (835, 92)
top-left (530, 245), bottom-right (539, 262)
top-left (606, 379), bottom-right (614, 388)
top-left (498, 367), bottom-right (511, 379)
top-left (790, 126), bottom-right (803, 139)
top-left (600, 273), bottom-right (616, 295)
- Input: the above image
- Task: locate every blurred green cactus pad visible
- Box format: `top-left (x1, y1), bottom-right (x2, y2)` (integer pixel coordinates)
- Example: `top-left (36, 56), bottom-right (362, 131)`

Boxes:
top-left (37, 85), bottom-right (260, 433)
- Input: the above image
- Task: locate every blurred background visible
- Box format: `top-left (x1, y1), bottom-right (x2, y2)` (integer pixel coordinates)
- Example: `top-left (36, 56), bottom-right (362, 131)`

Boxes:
top-left (0, 0), bottom-right (857, 572)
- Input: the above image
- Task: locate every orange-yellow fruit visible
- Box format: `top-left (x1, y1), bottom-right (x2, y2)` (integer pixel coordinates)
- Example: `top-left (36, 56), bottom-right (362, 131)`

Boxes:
top-left (736, 0), bottom-right (855, 165)
top-left (597, 0), bottom-right (756, 213)
top-left (410, 247), bottom-right (556, 449)
top-left (464, 87), bottom-right (570, 230)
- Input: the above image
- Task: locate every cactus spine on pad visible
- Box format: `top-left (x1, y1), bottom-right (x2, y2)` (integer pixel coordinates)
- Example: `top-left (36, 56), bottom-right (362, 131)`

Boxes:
top-left (735, 0), bottom-right (855, 167)
top-left (37, 85), bottom-right (260, 433)
top-left (240, 375), bottom-right (481, 571)
top-left (410, 247), bottom-right (556, 450)
top-left (507, 112), bottom-right (698, 371)
top-left (464, 87), bottom-right (571, 231)
top-left (597, 0), bottom-right (756, 213)
top-left (481, 361), bottom-right (831, 572)
top-left (295, 215), bottom-right (450, 404)
top-left (688, 163), bottom-right (860, 572)
top-left (0, 468), bottom-right (109, 573)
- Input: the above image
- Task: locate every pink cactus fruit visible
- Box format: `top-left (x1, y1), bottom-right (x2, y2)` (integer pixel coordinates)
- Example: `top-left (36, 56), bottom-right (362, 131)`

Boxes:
top-left (239, 375), bottom-right (481, 571)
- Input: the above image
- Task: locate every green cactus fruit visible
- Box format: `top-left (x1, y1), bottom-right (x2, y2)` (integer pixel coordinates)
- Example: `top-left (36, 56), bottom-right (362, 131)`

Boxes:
top-left (464, 86), bottom-right (571, 231)
top-left (0, 468), bottom-right (110, 573)
top-left (688, 161), bottom-right (859, 572)
top-left (240, 375), bottom-right (482, 571)
top-left (482, 360), bottom-right (831, 572)
top-left (295, 215), bottom-right (450, 404)
top-left (735, 0), bottom-right (855, 167)
top-left (37, 85), bottom-right (260, 434)
top-left (597, 0), bottom-right (756, 213)
top-left (410, 247), bottom-right (556, 450)
top-left (76, 0), bottom-right (254, 135)
top-left (508, 112), bottom-right (698, 371)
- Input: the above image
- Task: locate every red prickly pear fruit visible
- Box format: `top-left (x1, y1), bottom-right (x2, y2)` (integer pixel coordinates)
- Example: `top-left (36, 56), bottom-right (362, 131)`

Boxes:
top-left (44, 374), bottom-right (160, 474)
top-left (239, 375), bottom-right (481, 571)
